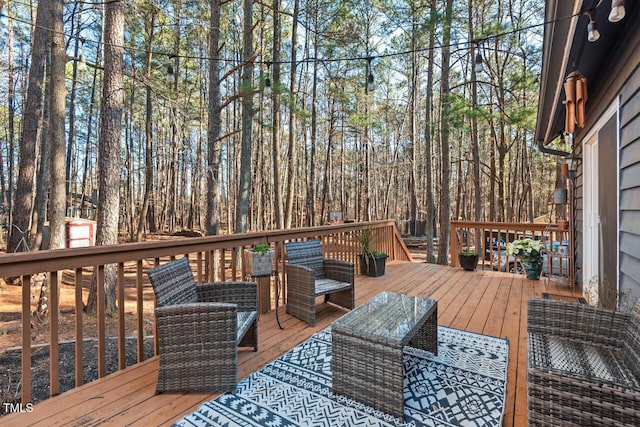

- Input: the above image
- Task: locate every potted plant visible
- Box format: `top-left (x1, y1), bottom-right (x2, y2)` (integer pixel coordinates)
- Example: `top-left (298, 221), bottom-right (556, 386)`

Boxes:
top-left (458, 250), bottom-right (479, 271)
top-left (244, 243), bottom-right (274, 276)
top-left (357, 228), bottom-right (388, 277)
top-left (506, 238), bottom-right (546, 280)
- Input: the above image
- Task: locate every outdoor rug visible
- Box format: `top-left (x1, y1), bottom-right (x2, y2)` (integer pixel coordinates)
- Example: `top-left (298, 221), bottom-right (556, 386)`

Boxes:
top-left (173, 326), bottom-right (509, 427)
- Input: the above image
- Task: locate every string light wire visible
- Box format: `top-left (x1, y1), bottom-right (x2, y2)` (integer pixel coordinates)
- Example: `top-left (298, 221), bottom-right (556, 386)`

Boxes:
top-left (0, 8), bottom-right (582, 66)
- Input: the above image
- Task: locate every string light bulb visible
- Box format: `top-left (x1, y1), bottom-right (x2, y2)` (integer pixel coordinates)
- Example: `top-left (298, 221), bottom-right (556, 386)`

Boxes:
top-left (77, 54), bottom-right (87, 72)
top-left (367, 72), bottom-right (375, 92)
top-left (366, 57), bottom-right (375, 93)
top-left (264, 62), bottom-right (271, 93)
top-left (587, 13), bottom-right (600, 42)
top-left (474, 52), bottom-right (484, 74)
top-left (77, 38), bottom-right (87, 72)
top-left (608, 0), bottom-right (626, 22)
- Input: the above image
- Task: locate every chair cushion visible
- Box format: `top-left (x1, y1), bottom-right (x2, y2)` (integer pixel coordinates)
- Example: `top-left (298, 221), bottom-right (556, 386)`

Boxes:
top-left (314, 278), bottom-right (352, 296)
top-left (148, 257), bottom-right (199, 307)
top-left (529, 332), bottom-right (640, 390)
top-left (285, 240), bottom-right (326, 279)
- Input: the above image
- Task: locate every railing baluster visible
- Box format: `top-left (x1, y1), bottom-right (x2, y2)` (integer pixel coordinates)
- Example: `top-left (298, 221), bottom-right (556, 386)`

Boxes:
top-left (136, 260), bottom-right (144, 363)
top-left (2, 221), bottom-right (409, 399)
top-left (196, 252), bottom-right (203, 283)
top-left (50, 270), bottom-right (60, 397)
top-left (97, 265), bottom-right (106, 378)
top-left (117, 262), bottom-right (125, 370)
top-left (75, 267), bottom-right (84, 386)
top-left (21, 274), bottom-right (31, 404)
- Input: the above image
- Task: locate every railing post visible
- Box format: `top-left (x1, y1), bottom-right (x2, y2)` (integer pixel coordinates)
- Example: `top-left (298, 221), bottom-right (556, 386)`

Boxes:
top-left (449, 223), bottom-right (458, 267)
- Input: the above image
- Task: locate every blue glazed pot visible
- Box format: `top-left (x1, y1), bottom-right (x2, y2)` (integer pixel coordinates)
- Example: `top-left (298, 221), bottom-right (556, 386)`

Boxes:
top-left (523, 260), bottom-right (543, 280)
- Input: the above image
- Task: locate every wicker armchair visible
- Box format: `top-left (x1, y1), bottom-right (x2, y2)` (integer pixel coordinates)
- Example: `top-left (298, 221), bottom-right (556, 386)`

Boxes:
top-left (147, 257), bottom-right (258, 393)
top-left (285, 240), bottom-right (354, 326)
top-left (528, 298), bottom-right (640, 426)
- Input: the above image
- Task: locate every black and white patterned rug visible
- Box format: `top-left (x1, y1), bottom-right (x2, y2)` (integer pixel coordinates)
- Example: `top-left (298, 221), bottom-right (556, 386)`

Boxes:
top-left (174, 326), bottom-right (509, 427)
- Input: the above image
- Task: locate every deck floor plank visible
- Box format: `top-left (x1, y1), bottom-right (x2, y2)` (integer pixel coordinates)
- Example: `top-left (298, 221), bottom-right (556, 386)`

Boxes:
top-left (2, 261), bottom-right (580, 426)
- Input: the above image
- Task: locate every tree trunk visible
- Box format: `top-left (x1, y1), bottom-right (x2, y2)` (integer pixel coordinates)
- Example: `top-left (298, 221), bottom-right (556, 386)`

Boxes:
top-left (235, 0), bottom-right (254, 234)
top-left (65, 2), bottom-right (83, 210)
top-left (48, 0), bottom-right (67, 251)
top-left (3, 3), bottom-right (15, 237)
top-left (284, 0), bottom-right (299, 228)
top-left (469, 2), bottom-right (482, 253)
top-left (207, 0), bottom-right (222, 239)
top-left (7, 0), bottom-right (50, 253)
top-left (436, 0), bottom-right (453, 265)
top-left (423, 0), bottom-right (437, 264)
top-left (271, 0), bottom-right (283, 229)
top-left (308, 47), bottom-right (318, 226)
top-left (408, 13), bottom-right (418, 236)
top-left (31, 63), bottom-right (50, 252)
top-left (86, 0), bottom-right (124, 316)
top-left (136, 9), bottom-right (156, 241)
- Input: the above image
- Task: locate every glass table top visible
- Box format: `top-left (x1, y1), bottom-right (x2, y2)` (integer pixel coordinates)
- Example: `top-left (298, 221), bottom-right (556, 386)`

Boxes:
top-left (332, 291), bottom-right (437, 345)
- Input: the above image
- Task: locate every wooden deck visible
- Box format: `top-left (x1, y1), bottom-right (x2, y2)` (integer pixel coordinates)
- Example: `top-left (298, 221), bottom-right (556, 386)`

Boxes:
top-left (2, 260), bottom-right (581, 427)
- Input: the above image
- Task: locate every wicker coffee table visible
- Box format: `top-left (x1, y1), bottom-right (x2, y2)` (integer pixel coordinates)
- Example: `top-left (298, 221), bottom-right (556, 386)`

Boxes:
top-left (331, 291), bottom-right (438, 420)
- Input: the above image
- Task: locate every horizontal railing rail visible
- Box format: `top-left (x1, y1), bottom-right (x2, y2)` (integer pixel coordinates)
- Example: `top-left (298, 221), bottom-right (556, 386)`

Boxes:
top-left (449, 220), bottom-right (568, 273)
top-left (0, 220), bottom-right (411, 405)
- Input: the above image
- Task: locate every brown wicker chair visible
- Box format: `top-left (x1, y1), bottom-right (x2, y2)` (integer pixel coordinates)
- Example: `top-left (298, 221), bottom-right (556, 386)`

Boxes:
top-left (285, 240), bottom-right (354, 326)
top-left (527, 298), bottom-right (640, 426)
top-left (147, 257), bottom-right (258, 393)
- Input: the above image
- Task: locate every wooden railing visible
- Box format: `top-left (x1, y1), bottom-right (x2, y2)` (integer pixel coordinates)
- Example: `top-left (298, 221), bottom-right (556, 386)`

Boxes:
top-left (449, 220), bottom-right (567, 272)
top-left (0, 220), bottom-right (410, 404)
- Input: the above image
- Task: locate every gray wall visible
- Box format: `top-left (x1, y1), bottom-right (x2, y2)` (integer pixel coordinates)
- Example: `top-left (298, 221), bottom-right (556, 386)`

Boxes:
top-left (574, 27), bottom-right (640, 310)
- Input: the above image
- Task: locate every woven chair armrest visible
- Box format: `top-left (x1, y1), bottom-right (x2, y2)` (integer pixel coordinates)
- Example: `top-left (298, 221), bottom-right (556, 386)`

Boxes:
top-left (196, 282), bottom-right (258, 312)
top-left (528, 298), bottom-right (629, 347)
top-left (324, 259), bottom-right (354, 284)
top-left (155, 303), bottom-right (237, 351)
top-left (285, 264), bottom-right (316, 293)
top-left (155, 302), bottom-right (237, 320)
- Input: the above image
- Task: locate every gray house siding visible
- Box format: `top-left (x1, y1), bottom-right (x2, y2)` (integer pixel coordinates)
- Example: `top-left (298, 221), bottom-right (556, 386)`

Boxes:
top-left (619, 75), bottom-right (640, 308)
top-left (573, 27), bottom-right (640, 309)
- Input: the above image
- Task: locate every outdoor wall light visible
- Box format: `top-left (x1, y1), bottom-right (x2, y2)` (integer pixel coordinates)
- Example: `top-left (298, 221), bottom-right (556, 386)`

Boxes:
top-left (565, 154), bottom-right (580, 172)
top-left (609, 0), bottom-right (626, 22)
top-left (587, 13), bottom-right (600, 42)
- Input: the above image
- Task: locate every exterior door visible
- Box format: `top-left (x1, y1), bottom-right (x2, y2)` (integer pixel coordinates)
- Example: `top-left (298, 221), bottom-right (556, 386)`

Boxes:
top-left (597, 116), bottom-right (618, 309)
top-left (583, 105), bottom-right (619, 309)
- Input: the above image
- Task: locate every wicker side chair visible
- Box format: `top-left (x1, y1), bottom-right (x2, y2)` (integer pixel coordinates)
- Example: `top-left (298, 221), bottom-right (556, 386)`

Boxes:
top-left (147, 257), bottom-right (258, 393)
top-left (527, 298), bottom-right (640, 426)
top-left (285, 240), bottom-right (354, 326)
